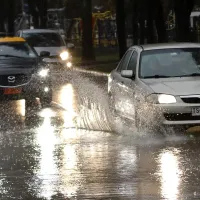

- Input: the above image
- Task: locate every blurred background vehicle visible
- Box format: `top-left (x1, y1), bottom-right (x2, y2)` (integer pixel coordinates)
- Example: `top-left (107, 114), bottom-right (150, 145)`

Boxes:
top-left (16, 29), bottom-right (74, 68)
top-left (0, 36), bottom-right (52, 109)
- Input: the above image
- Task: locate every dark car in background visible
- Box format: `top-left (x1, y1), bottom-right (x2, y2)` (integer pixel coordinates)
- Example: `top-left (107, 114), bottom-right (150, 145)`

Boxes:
top-left (16, 29), bottom-right (74, 68)
top-left (0, 37), bottom-right (52, 108)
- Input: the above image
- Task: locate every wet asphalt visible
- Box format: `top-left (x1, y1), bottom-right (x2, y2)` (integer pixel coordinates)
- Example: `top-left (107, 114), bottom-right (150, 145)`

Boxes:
top-left (0, 68), bottom-right (200, 200)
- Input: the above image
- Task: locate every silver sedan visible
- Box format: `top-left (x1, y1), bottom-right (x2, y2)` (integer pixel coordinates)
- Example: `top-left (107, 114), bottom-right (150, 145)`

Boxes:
top-left (108, 43), bottom-right (200, 131)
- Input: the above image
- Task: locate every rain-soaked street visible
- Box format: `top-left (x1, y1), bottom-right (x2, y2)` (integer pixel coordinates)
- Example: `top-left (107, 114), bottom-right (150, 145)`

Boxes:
top-left (1, 68), bottom-right (200, 200)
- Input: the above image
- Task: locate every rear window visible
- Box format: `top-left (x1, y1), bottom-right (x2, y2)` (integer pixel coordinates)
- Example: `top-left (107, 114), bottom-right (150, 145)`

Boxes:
top-left (22, 32), bottom-right (64, 47)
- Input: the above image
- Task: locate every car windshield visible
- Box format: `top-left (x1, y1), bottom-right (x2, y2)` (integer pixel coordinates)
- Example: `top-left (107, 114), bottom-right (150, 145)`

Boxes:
top-left (22, 32), bottom-right (64, 47)
top-left (139, 48), bottom-right (200, 78)
top-left (0, 42), bottom-right (37, 58)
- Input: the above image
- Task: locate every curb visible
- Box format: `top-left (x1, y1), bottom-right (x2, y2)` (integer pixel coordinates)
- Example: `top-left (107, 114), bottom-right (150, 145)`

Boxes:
top-left (72, 67), bottom-right (109, 76)
top-left (74, 60), bottom-right (118, 67)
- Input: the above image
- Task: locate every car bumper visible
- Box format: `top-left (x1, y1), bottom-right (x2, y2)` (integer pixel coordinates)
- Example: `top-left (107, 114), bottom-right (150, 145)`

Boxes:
top-left (0, 75), bottom-right (51, 101)
top-left (153, 103), bottom-right (200, 126)
top-left (42, 57), bottom-right (73, 68)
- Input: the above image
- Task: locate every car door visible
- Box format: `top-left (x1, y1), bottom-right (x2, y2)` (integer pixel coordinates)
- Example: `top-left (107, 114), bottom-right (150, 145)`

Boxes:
top-left (117, 49), bottom-right (139, 119)
top-left (110, 50), bottom-right (133, 114)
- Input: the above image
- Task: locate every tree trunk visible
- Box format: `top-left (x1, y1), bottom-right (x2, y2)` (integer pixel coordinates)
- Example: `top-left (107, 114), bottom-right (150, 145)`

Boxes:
top-left (174, 0), bottom-right (194, 42)
top-left (0, 0), bottom-right (6, 32)
top-left (28, 0), bottom-right (39, 28)
top-left (116, 0), bottom-right (126, 58)
top-left (132, 0), bottom-right (139, 45)
top-left (81, 0), bottom-right (95, 62)
top-left (139, 19), bottom-right (145, 44)
top-left (39, 0), bottom-right (47, 28)
top-left (155, 0), bottom-right (168, 42)
top-left (7, 0), bottom-right (15, 34)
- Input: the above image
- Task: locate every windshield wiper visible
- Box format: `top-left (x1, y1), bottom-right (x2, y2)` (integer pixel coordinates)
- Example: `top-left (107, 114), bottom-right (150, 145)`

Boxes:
top-left (143, 75), bottom-right (171, 79)
top-left (0, 55), bottom-right (24, 58)
top-left (177, 73), bottom-right (200, 77)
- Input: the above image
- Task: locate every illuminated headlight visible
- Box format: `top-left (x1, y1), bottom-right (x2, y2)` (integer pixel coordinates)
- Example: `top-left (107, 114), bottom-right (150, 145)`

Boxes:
top-left (66, 62), bottom-right (72, 68)
top-left (146, 94), bottom-right (176, 104)
top-left (44, 87), bottom-right (49, 92)
top-left (158, 94), bottom-right (176, 104)
top-left (60, 51), bottom-right (69, 60)
top-left (39, 69), bottom-right (49, 77)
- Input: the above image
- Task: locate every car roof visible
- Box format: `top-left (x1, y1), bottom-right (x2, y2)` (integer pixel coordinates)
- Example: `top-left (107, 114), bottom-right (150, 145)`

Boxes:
top-left (0, 37), bottom-right (26, 43)
top-left (130, 43), bottom-right (200, 51)
top-left (20, 29), bottom-right (59, 34)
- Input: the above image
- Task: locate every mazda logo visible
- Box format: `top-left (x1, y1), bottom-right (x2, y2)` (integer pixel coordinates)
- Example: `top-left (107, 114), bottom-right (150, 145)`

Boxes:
top-left (8, 76), bottom-right (15, 83)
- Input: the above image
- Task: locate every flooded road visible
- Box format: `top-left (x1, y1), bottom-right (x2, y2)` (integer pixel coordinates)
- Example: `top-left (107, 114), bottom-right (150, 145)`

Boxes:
top-left (0, 69), bottom-right (200, 199)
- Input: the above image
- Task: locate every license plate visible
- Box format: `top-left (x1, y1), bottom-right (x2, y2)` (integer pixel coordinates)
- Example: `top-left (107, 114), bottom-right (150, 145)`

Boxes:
top-left (4, 88), bottom-right (22, 95)
top-left (192, 107), bottom-right (200, 116)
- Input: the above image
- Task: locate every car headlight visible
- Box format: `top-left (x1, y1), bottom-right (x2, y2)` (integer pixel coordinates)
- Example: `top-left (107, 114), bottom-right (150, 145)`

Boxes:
top-left (158, 94), bottom-right (176, 104)
top-left (60, 51), bottom-right (69, 61)
top-left (146, 94), bottom-right (176, 104)
top-left (38, 69), bottom-right (49, 77)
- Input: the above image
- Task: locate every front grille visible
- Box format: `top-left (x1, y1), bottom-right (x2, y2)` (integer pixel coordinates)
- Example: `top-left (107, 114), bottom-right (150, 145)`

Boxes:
top-left (164, 113), bottom-right (200, 121)
top-left (0, 74), bottom-right (31, 86)
top-left (49, 55), bottom-right (60, 59)
top-left (181, 97), bottom-right (200, 104)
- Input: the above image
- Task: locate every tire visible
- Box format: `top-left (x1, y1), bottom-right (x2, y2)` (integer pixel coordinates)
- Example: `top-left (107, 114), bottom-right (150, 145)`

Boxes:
top-left (135, 111), bottom-right (157, 134)
top-left (40, 93), bottom-right (52, 108)
top-left (108, 93), bottom-right (119, 132)
top-left (25, 98), bottom-right (36, 108)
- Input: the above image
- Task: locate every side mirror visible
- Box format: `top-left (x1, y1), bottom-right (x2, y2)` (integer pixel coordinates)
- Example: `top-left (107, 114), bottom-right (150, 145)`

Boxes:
top-left (67, 43), bottom-right (75, 50)
top-left (121, 70), bottom-right (134, 78)
top-left (40, 51), bottom-right (50, 57)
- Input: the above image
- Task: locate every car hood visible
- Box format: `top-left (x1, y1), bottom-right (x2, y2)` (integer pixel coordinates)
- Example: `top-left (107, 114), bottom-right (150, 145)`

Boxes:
top-left (34, 46), bottom-right (67, 56)
top-left (142, 78), bottom-right (200, 96)
top-left (0, 58), bottom-right (37, 75)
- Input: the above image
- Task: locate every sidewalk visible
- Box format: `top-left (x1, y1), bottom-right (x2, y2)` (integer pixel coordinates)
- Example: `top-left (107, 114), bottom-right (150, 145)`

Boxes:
top-left (72, 50), bottom-right (119, 73)
top-left (74, 60), bottom-right (118, 73)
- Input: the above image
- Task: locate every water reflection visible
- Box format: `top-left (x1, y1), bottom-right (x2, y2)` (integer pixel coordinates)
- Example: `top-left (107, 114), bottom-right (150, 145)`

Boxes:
top-left (16, 100), bottom-right (26, 117)
top-left (35, 111), bottom-right (59, 199)
top-left (157, 149), bottom-right (181, 200)
top-left (59, 144), bottom-right (80, 197)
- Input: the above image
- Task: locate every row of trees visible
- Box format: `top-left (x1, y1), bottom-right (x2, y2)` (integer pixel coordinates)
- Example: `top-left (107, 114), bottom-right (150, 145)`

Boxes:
top-left (64, 0), bottom-right (199, 60)
top-left (81, 0), bottom-right (198, 60)
top-left (116, 0), bottom-right (197, 58)
top-left (0, 0), bottom-right (199, 61)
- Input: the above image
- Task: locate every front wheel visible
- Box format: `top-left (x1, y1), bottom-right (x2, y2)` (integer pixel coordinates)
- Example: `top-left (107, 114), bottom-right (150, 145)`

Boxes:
top-left (25, 98), bottom-right (37, 108)
top-left (40, 92), bottom-right (52, 108)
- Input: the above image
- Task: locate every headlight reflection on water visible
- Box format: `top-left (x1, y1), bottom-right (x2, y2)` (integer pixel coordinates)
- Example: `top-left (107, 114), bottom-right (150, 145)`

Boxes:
top-left (59, 84), bottom-right (77, 128)
top-left (17, 100), bottom-right (25, 117)
top-left (34, 109), bottom-right (59, 199)
top-left (157, 149), bottom-right (182, 200)
top-left (38, 69), bottom-right (49, 77)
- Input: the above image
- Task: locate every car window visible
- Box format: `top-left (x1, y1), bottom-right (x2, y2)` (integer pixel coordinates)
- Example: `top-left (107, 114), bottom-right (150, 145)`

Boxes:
top-left (15, 31), bottom-right (20, 37)
top-left (139, 48), bottom-right (200, 78)
top-left (22, 32), bottom-right (64, 47)
top-left (117, 50), bottom-right (132, 72)
top-left (127, 51), bottom-right (138, 73)
top-left (0, 42), bottom-right (37, 58)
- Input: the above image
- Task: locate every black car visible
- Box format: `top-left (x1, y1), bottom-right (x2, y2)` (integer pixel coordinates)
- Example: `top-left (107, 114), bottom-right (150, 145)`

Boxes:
top-left (0, 37), bottom-right (52, 108)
